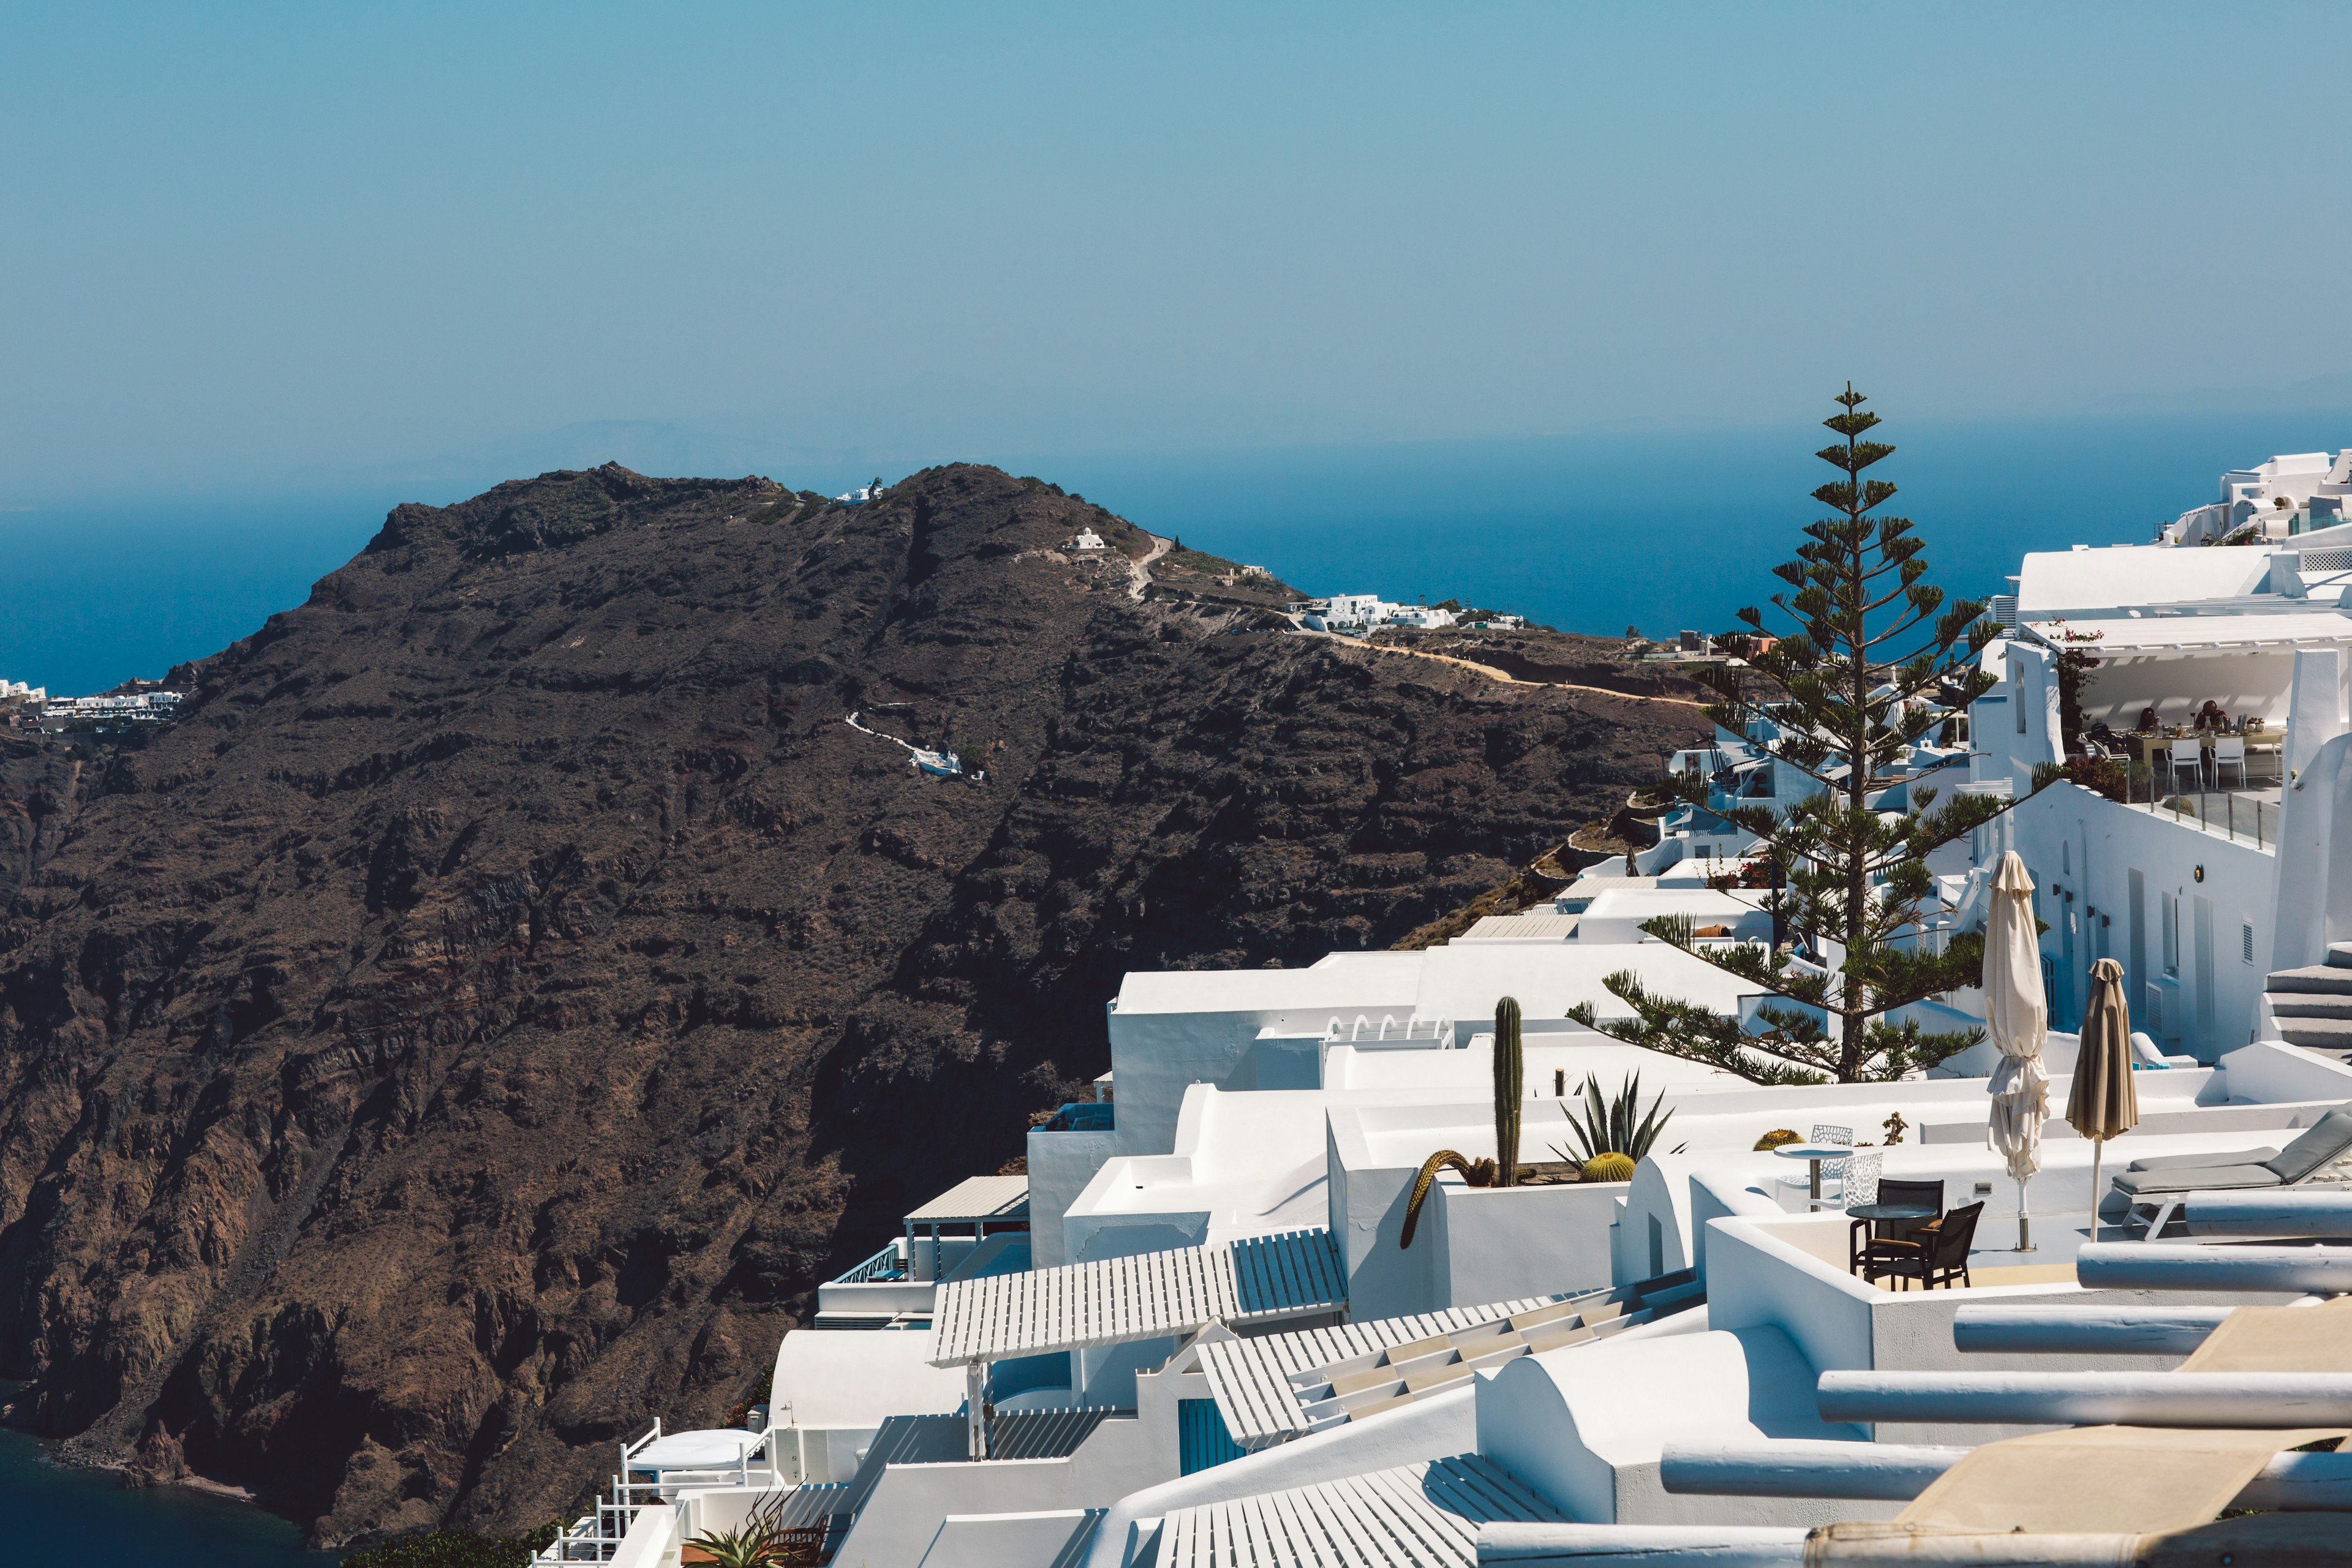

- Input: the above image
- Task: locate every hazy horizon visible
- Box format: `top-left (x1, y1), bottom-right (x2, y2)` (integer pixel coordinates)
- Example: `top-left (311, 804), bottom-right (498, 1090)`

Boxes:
top-left (9, 6), bottom-right (2352, 500)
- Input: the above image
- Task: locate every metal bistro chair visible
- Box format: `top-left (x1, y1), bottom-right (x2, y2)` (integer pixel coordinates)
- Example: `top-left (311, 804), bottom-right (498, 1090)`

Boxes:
top-left (1871, 1201), bottom-right (1985, 1291)
top-left (2212, 735), bottom-right (2247, 790)
top-left (1812, 1123), bottom-right (1853, 1193)
top-left (1853, 1177), bottom-right (1945, 1283)
top-left (2168, 737), bottom-right (2206, 793)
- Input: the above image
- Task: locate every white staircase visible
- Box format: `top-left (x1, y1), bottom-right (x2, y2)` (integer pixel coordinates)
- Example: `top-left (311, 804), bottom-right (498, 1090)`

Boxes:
top-left (2264, 941), bottom-right (2352, 1061)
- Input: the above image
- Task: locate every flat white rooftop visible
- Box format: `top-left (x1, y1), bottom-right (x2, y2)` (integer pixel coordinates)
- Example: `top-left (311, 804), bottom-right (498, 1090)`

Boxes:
top-left (2015, 546), bottom-right (2280, 618)
top-left (1114, 941), bottom-right (1756, 1028)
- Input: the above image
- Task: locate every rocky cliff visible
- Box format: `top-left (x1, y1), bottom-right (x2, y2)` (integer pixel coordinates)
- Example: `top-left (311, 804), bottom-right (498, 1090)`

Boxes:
top-left (0, 462), bottom-right (1703, 1543)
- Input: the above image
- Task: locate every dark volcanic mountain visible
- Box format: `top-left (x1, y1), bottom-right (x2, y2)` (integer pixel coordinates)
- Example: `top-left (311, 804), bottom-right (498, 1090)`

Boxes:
top-left (0, 463), bottom-right (1703, 1544)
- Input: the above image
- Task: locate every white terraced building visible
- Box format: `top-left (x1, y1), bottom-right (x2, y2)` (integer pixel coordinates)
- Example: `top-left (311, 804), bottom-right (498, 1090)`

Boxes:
top-left (541, 442), bottom-right (2352, 1568)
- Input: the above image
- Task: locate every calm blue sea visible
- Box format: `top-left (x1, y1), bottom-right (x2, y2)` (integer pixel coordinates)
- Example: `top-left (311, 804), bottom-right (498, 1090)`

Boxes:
top-left (0, 1404), bottom-right (337, 1566)
top-left (7, 412), bottom-right (2352, 698)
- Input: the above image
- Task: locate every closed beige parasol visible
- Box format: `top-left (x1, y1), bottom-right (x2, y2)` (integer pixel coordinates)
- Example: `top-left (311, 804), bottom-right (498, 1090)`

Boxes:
top-left (2067, 956), bottom-right (2139, 1232)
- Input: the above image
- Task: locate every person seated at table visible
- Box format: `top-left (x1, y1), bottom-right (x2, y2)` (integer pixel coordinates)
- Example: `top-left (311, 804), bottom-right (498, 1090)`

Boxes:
top-left (2196, 700), bottom-right (2228, 729)
top-left (2136, 706), bottom-right (2160, 733)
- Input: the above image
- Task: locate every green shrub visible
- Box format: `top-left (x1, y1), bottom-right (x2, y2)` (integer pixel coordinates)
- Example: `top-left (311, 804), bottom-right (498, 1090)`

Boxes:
top-left (342, 1522), bottom-right (560, 1568)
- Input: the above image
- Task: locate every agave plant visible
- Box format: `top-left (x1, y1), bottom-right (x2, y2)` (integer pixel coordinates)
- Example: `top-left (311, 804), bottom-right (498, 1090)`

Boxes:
top-left (686, 1491), bottom-right (790, 1568)
top-left (1551, 1072), bottom-right (1679, 1167)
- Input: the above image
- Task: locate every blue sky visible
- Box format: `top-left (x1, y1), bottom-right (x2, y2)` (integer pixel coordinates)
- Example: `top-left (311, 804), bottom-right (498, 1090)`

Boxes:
top-left (6, 4), bottom-right (2352, 496)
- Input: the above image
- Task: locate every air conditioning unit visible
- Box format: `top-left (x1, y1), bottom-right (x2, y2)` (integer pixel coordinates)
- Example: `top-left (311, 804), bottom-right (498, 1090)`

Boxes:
top-left (2145, 975), bottom-right (2183, 1046)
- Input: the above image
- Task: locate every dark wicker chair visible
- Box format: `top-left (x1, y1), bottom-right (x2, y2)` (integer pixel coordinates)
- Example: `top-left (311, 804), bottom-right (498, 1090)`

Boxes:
top-left (1850, 1178), bottom-right (1945, 1280)
top-left (1870, 1200), bottom-right (1985, 1291)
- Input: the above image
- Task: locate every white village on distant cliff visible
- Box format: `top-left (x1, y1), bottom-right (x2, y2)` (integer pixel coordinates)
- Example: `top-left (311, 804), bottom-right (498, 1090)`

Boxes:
top-left (529, 443), bottom-right (2352, 1567)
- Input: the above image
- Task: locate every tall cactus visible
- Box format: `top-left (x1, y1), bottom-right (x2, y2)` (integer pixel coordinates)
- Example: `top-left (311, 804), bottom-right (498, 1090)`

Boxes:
top-left (1494, 995), bottom-right (1523, 1186)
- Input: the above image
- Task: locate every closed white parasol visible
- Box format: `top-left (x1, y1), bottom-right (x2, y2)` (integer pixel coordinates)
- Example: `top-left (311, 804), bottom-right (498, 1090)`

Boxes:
top-left (1984, 851), bottom-right (2049, 1251)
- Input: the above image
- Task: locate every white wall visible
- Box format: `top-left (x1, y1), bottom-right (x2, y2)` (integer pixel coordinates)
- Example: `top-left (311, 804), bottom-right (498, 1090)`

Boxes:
top-left (607, 1502), bottom-right (682, 1568)
top-left (1107, 968), bottom-right (1418, 1161)
top-left (1028, 1124), bottom-right (1118, 1270)
top-left (829, 1415), bottom-right (1164, 1568)
top-left (2270, 651), bottom-right (2352, 973)
top-left (1473, 1328), bottom-right (1856, 1526)
top-left (2007, 780), bottom-right (2273, 1056)
top-left (916, 1510), bottom-right (1099, 1567)
top-left (1698, 1216), bottom-right (1877, 1389)
top-left (1325, 1106), bottom-right (1439, 1322)
top-left (2215, 1039), bottom-right (2352, 1104)
top-left (2002, 642), bottom-right (2064, 796)
top-left (1428, 1177), bottom-right (1624, 1303)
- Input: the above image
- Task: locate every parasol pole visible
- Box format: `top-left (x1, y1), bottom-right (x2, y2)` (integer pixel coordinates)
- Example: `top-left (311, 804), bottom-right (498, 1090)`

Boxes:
top-left (2089, 1136), bottom-right (2105, 1240)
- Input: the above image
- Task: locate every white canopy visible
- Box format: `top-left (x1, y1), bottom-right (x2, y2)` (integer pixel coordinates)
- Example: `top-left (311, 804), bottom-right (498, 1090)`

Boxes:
top-left (630, 1429), bottom-right (761, 1471)
top-left (2030, 611), bottom-right (2352, 656)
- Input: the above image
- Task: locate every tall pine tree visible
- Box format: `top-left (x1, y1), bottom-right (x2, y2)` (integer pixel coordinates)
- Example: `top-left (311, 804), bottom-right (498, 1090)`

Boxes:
top-left (1571, 386), bottom-right (2034, 1083)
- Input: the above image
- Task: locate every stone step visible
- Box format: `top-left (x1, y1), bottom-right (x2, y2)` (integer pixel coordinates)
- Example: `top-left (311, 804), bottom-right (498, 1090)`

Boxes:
top-left (2269, 994), bottom-right (2352, 1019)
top-left (2331, 942), bottom-right (2352, 970)
top-left (2277, 1016), bottom-right (2352, 1050)
top-left (2265, 965), bottom-right (2352, 995)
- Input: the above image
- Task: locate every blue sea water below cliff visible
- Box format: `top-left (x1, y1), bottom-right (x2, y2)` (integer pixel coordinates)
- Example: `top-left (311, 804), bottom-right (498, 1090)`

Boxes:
top-left (0, 1408), bottom-right (337, 1566)
top-left (8, 409), bottom-right (2351, 700)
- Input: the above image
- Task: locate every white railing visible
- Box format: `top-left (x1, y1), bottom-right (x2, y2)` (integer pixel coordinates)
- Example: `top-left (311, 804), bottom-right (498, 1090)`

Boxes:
top-left (1327, 1013), bottom-right (1457, 1046)
top-left (833, 1236), bottom-right (910, 1284)
top-left (533, 1421), bottom-right (790, 1562)
top-left (535, 1421), bottom-right (665, 1562)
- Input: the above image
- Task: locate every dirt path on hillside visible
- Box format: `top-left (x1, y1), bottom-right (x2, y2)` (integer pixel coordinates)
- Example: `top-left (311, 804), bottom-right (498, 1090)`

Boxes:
top-left (1129, 534), bottom-right (1173, 600)
top-left (1300, 630), bottom-right (1711, 708)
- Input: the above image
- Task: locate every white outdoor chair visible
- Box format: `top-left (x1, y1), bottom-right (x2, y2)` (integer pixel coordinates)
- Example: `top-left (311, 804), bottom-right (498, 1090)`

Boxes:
top-left (1841, 1149), bottom-right (1884, 1210)
top-left (2212, 736), bottom-right (2247, 789)
top-left (1812, 1123), bottom-right (1854, 1189)
top-left (2168, 738), bottom-right (2206, 792)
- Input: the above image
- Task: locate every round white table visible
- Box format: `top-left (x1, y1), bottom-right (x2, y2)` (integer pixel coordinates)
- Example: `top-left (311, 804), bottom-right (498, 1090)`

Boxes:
top-left (1772, 1142), bottom-right (1851, 1211)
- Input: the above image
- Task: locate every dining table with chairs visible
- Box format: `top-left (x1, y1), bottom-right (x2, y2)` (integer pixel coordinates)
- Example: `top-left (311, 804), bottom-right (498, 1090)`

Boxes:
top-left (2124, 721), bottom-right (2280, 788)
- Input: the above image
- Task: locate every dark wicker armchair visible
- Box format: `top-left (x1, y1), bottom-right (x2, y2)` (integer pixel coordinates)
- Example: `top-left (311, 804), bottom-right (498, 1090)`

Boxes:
top-left (1849, 1178), bottom-right (1945, 1281)
top-left (1867, 1200), bottom-right (1984, 1291)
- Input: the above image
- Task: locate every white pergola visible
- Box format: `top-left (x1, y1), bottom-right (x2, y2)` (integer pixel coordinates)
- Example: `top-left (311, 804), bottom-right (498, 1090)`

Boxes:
top-left (930, 1226), bottom-right (1348, 1459)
